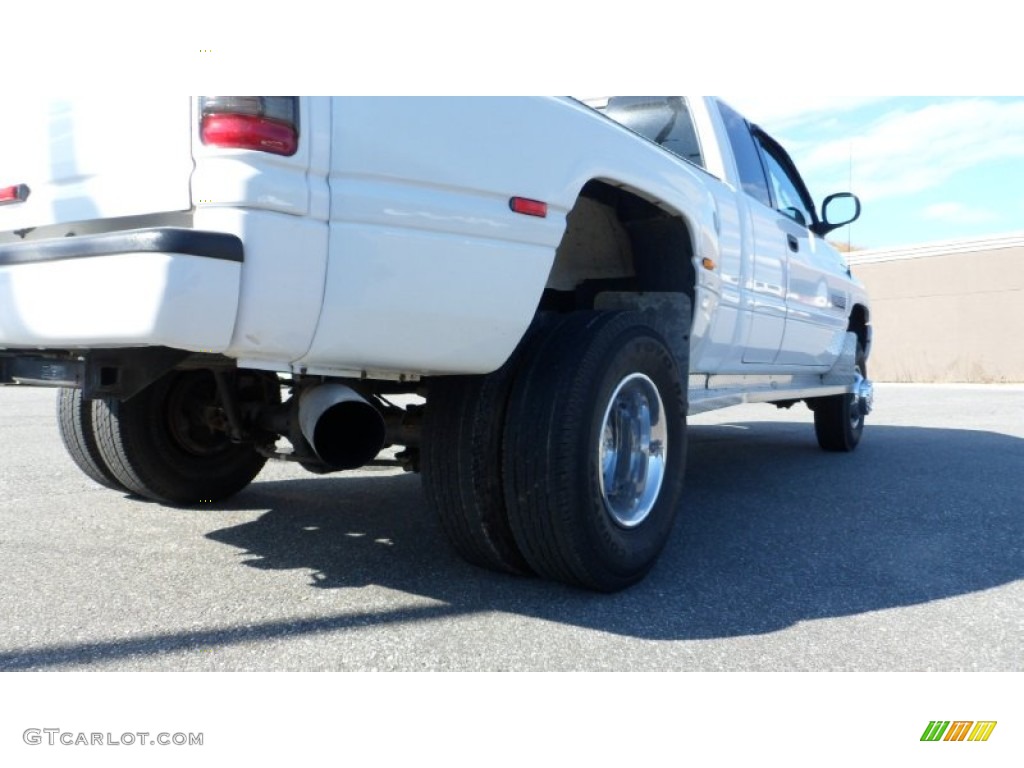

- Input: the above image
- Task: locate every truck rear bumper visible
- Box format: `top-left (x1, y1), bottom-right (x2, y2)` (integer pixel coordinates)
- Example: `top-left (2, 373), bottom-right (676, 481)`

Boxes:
top-left (0, 228), bottom-right (242, 352)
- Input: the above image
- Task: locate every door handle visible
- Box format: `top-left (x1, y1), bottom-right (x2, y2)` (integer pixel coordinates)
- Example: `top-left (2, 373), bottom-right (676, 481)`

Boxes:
top-left (787, 234), bottom-right (799, 252)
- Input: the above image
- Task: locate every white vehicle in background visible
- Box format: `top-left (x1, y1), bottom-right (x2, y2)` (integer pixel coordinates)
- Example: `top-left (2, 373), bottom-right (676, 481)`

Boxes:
top-left (0, 96), bottom-right (871, 591)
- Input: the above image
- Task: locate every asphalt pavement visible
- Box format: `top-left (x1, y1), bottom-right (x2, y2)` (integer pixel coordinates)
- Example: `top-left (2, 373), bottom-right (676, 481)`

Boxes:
top-left (0, 383), bottom-right (1020, 671)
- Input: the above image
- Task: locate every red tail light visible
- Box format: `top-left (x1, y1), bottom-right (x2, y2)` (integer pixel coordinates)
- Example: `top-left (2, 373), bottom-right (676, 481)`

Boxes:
top-left (200, 97), bottom-right (298, 156)
top-left (509, 197), bottom-right (548, 218)
top-left (0, 184), bottom-right (30, 205)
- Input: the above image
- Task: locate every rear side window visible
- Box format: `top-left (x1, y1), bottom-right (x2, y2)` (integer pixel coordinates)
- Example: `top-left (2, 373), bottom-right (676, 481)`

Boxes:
top-left (716, 100), bottom-right (772, 208)
top-left (603, 97), bottom-right (704, 168)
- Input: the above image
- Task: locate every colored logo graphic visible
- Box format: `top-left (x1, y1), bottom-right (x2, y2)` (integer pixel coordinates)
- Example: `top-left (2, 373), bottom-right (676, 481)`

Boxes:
top-left (921, 721), bottom-right (997, 742)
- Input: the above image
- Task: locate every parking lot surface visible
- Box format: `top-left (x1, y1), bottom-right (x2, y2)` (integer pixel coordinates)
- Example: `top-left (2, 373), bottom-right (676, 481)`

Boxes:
top-left (0, 384), bottom-right (1020, 671)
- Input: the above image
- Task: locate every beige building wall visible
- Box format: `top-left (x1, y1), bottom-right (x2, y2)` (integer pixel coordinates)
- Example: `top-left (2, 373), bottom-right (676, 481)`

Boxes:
top-left (847, 233), bottom-right (1024, 382)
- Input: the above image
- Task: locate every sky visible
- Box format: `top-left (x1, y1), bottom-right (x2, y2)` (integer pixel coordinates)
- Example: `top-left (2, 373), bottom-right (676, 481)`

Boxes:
top-left (723, 96), bottom-right (1024, 251)
top-left (6, 5), bottom-right (1020, 255)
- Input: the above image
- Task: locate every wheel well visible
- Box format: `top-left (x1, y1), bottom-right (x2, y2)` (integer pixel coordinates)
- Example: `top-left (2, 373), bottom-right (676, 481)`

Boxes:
top-left (541, 180), bottom-right (696, 313)
top-left (848, 304), bottom-right (870, 350)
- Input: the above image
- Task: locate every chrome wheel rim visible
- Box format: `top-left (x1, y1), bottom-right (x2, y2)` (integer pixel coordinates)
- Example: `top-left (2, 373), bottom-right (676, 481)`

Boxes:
top-left (597, 373), bottom-right (667, 528)
top-left (854, 370), bottom-right (874, 419)
top-left (850, 364), bottom-right (870, 428)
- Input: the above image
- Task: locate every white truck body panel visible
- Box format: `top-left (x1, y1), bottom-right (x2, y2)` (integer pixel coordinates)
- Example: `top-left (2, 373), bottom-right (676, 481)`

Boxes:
top-left (195, 207), bottom-right (328, 363)
top-left (190, 97), bottom-right (332, 364)
top-left (0, 96), bottom-right (192, 235)
top-left (0, 95), bottom-right (870, 394)
top-left (300, 97), bottom-right (717, 376)
top-left (0, 252), bottom-right (240, 350)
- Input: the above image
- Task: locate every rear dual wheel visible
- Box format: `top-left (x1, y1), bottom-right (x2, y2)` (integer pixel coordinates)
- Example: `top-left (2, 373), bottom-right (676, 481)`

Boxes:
top-left (93, 370), bottom-right (277, 505)
top-left (56, 388), bottom-right (125, 491)
top-left (57, 370), bottom-right (277, 505)
top-left (421, 369), bottom-right (532, 576)
top-left (502, 312), bottom-right (687, 592)
top-left (420, 318), bottom-right (558, 576)
top-left (422, 312), bottom-right (688, 592)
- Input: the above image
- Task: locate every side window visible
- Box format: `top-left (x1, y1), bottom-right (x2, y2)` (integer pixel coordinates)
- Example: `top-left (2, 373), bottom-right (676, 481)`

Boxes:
top-left (603, 97), bottom-right (705, 168)
top-left (754, 135), bottom-right (815, 228)
top-left (716, 100), bottom-right (772, 208)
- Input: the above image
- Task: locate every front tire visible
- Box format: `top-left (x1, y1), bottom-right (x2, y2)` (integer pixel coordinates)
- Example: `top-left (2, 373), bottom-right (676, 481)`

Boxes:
top-left (502, 312), bottom-right (688, 592)
top-left (813, 343), bottom-right (869, 452)
top-left (93, 370), bottom-right (274, 505)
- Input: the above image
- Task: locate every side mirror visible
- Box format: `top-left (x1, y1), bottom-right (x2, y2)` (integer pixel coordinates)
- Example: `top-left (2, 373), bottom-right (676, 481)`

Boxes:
top-left (813, 192), bottom-right (861, 236)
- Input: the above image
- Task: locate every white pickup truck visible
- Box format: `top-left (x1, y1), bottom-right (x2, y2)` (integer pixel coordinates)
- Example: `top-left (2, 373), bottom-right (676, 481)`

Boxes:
top-left (0, 96), bottom-right (872, 591)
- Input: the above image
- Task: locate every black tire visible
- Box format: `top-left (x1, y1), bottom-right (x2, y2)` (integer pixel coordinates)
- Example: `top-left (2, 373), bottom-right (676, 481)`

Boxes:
top-left (813, 343), bottom-right (867, 452)
top-left (93, 370), bottom-right (273, 505)
top-left (502, 312), bottom-right (688, 592)
top-left (420, 318), bottom-right (559, 576)
top-left (56, 388), bottom-right (126, 491)
top-left (421, 370), bottom-right (532, 576)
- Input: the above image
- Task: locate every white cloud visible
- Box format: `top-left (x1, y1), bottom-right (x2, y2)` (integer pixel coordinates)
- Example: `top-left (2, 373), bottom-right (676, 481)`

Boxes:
top-left (921, 202), bottom-right (998, 224)
top-left (720, 96), bottom-right (891, 129)
top-left (798, 99), bottom-right (1024, 202)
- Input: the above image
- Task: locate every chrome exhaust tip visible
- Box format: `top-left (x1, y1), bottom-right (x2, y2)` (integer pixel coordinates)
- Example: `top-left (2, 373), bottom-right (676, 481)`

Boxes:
top-left (298, 384), bottom-right (386, 470)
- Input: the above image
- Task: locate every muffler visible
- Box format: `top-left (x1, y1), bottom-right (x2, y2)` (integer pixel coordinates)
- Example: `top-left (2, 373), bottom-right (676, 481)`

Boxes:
top-left (297, 384), bottom-right (386, 470)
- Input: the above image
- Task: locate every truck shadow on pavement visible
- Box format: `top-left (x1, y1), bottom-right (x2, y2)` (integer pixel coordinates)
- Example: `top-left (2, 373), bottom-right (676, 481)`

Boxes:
top-left (206, 420), bottom-right (1023, 640)
top-left (2, 421), bottom-right (1021, 669)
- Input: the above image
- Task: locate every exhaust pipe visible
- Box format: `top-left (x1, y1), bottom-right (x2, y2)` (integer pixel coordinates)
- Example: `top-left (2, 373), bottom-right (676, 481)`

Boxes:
top-left (298, 384), bottom-right (386, 470)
